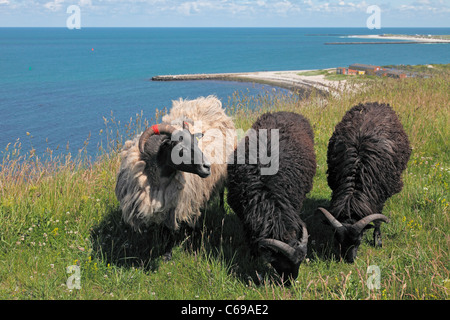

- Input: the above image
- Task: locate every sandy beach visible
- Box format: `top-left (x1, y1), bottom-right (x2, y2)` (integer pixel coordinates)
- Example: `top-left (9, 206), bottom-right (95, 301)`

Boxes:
top-left (347, 34), bottom-right (450, 43)
top-left (152, 68), bottom-right (346, 95)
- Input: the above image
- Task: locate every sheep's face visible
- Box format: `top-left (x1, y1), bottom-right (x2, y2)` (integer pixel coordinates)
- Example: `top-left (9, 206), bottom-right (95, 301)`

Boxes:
top-left (169, 129), bottom-right (211, 178)
top-left (317, 208), bottom-right (389, 264)
top-left (267, 251), bottom-right (301, 285)
top-left (334, 223), bottom-right (366, 263)
top-left (259, 237), bottom-right (307, 285)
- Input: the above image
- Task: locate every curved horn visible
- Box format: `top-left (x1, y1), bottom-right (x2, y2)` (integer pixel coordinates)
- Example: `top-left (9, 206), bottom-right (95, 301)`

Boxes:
top-left (300, 221), bottom-right (308, 247)
top-left (138, 124), bottom-right (177, 154)
top-left (316, 207), bottom-right (344, 229)
top-left (259, 239), bottom-right (298, 263)
top-left (352, 214), bottom-right (390, 234)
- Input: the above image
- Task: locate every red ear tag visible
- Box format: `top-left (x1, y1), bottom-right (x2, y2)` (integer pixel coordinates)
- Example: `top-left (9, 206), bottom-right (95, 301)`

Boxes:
top-left (151, 125), bottom-right (160, 135)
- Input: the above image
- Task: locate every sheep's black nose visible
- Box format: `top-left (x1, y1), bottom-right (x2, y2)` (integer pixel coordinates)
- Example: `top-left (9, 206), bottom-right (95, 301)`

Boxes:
top-left (197, 162), bottom-right (211, 178)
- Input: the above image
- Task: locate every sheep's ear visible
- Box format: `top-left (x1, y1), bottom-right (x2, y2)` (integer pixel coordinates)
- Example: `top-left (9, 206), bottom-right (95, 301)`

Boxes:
top-left (183, 121), bottom-right (190, 130)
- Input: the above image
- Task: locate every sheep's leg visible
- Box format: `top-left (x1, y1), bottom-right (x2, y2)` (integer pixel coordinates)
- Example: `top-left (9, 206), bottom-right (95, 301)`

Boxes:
top-left (373, 221), bottom-right (383, 248)
top-left (161, 226), bottom-right (175, 261)
top-left (220, 188), bottom-right (225, 211)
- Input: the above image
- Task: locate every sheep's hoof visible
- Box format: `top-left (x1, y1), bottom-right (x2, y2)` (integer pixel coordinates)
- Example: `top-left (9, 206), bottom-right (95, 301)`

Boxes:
top-left (373, 231), bottom-right (383, 248)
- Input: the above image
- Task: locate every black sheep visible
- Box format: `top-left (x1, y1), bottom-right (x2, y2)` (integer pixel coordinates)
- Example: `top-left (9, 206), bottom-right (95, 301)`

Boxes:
top-left (227, 111), bottom-right (316, 283)
top-left (318, 102), bottom-right (411, 263)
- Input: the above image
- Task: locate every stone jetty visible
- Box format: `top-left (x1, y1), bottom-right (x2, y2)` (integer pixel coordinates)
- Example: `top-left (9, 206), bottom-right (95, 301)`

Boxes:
top-left (151, 69), bottom-right (344, 95)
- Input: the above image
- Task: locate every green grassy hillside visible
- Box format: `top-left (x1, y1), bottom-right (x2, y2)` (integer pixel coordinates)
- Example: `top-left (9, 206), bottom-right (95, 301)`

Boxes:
top-left (1, 67), bottom-right (449, 300)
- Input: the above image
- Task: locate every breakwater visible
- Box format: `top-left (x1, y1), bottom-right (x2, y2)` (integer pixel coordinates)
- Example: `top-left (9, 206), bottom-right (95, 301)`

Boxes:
top-left (151, 72), bottom-right (302, 91)
top-left (152, 73), bottom-right (246, 81)
top-left (151, 70), bottom-right (336, 96)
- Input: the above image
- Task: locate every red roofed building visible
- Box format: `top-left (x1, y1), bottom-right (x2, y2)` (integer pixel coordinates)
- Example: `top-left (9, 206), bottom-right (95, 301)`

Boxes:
top-left (336, 67), bottom-right (359, 75)
top-left (349, 63), bottom-right (383, 75)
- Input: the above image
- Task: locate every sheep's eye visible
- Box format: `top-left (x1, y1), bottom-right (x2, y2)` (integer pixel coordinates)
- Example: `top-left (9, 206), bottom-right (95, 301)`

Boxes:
top-left (194, 133), bottom-right (204, 141)
top-left (179, 149), bottom-right (183, 157)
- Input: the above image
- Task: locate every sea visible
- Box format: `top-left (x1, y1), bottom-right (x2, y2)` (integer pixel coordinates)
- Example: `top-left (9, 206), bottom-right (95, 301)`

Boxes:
top-left (1, 27), bottom-right (449, 160)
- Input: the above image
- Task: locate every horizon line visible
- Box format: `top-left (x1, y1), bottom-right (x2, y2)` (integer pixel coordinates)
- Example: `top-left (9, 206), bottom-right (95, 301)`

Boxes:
top-left (1, 26), bottom-right (449, 28)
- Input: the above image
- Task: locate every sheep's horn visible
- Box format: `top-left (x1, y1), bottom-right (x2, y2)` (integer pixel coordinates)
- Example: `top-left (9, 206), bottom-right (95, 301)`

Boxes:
top-left (352, 214), bottom-right (390, 234)
top-left (299, 220), bottom-right (308, 247)
top-left (139, 124), bottom-right (177, 154)
top-left (316, 207), bottom-right (344, 229)
top-left (296, 222), bottom-right (309, 262)
top-left (259, 239), bottom-right (298, 263)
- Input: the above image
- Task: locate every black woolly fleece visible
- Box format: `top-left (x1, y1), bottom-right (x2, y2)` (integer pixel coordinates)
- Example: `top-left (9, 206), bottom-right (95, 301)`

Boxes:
top-left (227, 111), bottom-right (316, 249)
top-left (326, 102), bottom-right (411, 222)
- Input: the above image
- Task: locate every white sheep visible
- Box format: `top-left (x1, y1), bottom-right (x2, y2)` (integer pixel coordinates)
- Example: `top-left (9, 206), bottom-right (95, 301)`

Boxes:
top-left (115, 96), bottom-right (236, 259)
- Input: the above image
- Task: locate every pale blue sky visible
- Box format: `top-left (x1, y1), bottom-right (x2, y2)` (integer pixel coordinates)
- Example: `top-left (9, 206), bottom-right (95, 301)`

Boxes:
top-left (0, 0), bottom-right (449, 27)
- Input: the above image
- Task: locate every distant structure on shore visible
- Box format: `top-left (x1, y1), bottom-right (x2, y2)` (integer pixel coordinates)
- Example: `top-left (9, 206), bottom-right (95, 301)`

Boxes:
top-left (337, 63), bottom-right (382, 76)
top-left (336, 63), bottom-right (416, 79)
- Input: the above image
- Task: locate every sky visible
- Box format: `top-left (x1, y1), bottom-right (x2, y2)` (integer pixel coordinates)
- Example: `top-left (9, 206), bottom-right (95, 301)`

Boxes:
top-left (0, 0), bottom-right (449, 27)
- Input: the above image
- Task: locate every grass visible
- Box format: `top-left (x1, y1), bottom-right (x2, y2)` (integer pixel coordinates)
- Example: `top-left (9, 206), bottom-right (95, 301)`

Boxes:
top-left (297, 68), bottom-right (381, 82)
top-left (1, 66), bottom-right (449, 300)
top-left (383, 64), bottom-right (450, 77)
top-left (297, 69), bottom-right (330, 77)
top-left (321, 64), bottom-right (450, 82)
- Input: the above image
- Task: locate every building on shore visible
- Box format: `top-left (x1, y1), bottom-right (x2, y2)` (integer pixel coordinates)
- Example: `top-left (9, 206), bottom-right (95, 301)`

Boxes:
top-left (376, 69), bottom-right (410, 79)
top-left (336, 67), bottom-right (363, 75)
top-left (349, 63), bottom-right (383, 75)
top-left (336, 63), bottom-right (414, 79)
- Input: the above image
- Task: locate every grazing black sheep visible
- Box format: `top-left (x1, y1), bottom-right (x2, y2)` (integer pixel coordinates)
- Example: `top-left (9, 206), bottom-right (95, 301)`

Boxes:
top-left (227, 111), bottom-right (316, 283)
top-left (318, 102), bottom-right (411, 263)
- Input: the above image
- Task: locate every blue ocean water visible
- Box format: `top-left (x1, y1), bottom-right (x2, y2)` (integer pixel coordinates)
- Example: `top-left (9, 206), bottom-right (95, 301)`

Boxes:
top-left (1, 27), bottom-right (449, 159)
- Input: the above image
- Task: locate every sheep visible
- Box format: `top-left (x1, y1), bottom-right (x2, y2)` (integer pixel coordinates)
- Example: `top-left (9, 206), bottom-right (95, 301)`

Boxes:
top-left (317, 102), bottom-right (411, 263)
top-left (115, 96), bottom-right (236, 260)
top-left (227, 111), bottom-right (316, 283)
